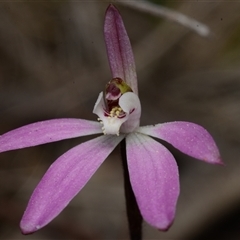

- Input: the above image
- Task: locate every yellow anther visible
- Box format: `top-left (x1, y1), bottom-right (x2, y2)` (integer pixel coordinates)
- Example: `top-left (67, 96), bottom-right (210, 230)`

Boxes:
top-left (109, 107), bottom-right (123, 118)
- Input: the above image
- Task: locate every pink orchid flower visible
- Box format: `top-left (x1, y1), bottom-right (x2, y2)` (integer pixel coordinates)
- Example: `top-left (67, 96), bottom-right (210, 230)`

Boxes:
top-left (0, 4), bottom-right (222, 235)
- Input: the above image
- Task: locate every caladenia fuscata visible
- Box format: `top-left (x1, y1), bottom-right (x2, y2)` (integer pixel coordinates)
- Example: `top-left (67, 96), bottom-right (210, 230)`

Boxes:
top-left (0, 4), bottom-right (222, 239)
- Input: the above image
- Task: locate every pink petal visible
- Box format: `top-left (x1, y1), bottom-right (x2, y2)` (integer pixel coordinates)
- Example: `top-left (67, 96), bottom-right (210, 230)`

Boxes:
top-left (126, 133), bottom-right (179, 230)
top-left (137, 122), bottom-right (222, 164)
top-left (0, 119), bottom-right (102, 153)
top-left (104, 4), bottom-right (138, 94)
top-left (20, 134), bottom-right (124, 234)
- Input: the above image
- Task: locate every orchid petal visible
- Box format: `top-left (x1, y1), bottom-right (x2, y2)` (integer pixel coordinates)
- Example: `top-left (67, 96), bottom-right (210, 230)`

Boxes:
top-left (104, 4), bottom-right (138, 94)
top-left (119, 92), bottom-right (141, 133)
top-left (20, 134), bottom-right (124, 234)
top-left (137, 122), bottom-right (222, 164)
top-left (0, 119), bottom-right (101, 153)
top-left (126, 133), bottom-right (179, 230)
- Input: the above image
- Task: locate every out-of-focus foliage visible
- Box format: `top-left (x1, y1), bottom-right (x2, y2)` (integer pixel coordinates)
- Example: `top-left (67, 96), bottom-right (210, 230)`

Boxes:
top-left (0, 1), bottom-right (240, 239)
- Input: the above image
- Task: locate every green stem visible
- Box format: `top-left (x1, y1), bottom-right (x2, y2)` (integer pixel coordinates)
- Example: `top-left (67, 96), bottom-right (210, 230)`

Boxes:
top-left (120, 139), bottom-right (143, 240)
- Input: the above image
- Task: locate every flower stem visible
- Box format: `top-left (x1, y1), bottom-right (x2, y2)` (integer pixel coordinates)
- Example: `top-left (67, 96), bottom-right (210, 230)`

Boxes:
top-left (120, 139), bottom-right (143, 240)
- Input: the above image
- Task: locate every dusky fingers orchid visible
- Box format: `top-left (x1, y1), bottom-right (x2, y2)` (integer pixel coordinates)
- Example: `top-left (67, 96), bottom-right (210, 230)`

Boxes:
top-left (0, 4), bottom-right (222, 237)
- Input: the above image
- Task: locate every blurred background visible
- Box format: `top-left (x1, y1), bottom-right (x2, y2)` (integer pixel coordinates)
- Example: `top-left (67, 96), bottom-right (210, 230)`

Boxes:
top-left (0, 0), bottom-right (240, 239)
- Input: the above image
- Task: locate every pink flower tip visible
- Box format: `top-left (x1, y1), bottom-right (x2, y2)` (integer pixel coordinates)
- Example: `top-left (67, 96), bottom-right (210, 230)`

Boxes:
top-left (216, 157), bottom-right (225, 166)
top-left (20, 223), bottom-right (38, 235)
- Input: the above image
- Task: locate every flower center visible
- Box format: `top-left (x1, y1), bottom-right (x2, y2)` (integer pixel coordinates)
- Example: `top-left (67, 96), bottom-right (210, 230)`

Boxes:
top-left (108, 106), bottom-right (124, 118)
top-left (93, 77), bottom-right (140, 135)
top-left (104, 78), bottom-right (132, 117)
